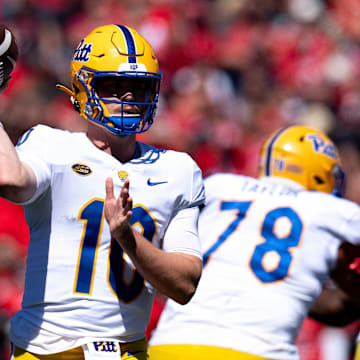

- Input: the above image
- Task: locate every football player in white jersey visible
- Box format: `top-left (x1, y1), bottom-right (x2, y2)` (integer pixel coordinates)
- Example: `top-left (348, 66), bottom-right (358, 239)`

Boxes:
top-left (0, 25), bottom-right (205, 360)
top-left (148, 125), bottom-right (360, 360)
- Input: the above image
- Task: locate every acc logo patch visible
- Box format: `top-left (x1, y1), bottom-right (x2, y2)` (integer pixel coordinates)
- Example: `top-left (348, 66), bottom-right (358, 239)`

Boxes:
top-left (118, 171), bottom-right (128, 182)
top-left (71, 163), bottom-right (92, 176)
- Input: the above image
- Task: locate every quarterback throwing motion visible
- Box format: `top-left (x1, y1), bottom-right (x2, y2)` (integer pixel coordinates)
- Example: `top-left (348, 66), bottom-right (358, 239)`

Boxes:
top-left (149, 126), bottom-right (360, 360)
top-left (0, 25), bottom-right (205, 360)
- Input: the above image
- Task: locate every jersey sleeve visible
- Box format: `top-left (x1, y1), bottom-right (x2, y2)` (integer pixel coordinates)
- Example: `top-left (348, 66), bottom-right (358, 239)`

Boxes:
top-left (161, 153), bottom-right (205, 257)
top-left (190, 159), bottom-right (206, 207)
top-left (15, 125), bottom-right (52, 204)
top-left (337, 201), bottom-right (360, 245)
top-left (176, 153), bottom-right (205, 210)
top-left (162, 206), bottom-right (202, 258)
top-left (309, 195), bottom-right (360, 271)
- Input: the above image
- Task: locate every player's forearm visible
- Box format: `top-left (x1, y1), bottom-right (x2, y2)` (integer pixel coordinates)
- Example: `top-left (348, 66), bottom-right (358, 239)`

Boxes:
top-left (115, 226), bottom-right (202, 304)
top-left (0, 126), bottom-right (23, 185)
top-left (309, 286), bottom-right (360, 326)
top-left (0, 126), bottom-right (35, 202)
top-left (332, 242), bottom-right (360, 302)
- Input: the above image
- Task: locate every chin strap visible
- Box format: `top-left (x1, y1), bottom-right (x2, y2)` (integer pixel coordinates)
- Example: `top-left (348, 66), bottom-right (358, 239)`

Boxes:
top-left (56, 83), bottom-right (80, 113)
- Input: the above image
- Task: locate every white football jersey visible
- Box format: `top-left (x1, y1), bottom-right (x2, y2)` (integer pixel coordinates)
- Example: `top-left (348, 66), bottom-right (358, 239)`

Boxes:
top-left (10, 125), bottom-right (205, 354)
top-left (149, 173), bottom-right (360, 360)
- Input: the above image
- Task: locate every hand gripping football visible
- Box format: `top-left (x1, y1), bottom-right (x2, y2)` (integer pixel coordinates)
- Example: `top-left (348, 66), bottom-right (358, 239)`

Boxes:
top-left (0, 25), bottom-right (18, 87)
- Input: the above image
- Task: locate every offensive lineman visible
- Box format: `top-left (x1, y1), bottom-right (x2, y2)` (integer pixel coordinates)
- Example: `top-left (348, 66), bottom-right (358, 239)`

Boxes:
top-left (149, 125), bottom-right (360, 360)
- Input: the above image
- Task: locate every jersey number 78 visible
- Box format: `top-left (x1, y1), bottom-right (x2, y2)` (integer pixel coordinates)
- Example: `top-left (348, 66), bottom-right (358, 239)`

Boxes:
top-left (203, 201), bottom-right (303, 283)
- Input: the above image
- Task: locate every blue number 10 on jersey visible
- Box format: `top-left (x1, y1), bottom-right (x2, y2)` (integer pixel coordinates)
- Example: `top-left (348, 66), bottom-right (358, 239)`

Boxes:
top-left (74, 198), bottom-right (156, 303)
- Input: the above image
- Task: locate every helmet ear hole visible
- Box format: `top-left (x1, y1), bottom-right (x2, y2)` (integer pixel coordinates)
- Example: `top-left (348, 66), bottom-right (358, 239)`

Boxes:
top-left (73, 99), bottom-right (80, 113)
top-left (73, 84), bottom-right (80, 94)
top-left (314, 176), bottom-right (325, 185)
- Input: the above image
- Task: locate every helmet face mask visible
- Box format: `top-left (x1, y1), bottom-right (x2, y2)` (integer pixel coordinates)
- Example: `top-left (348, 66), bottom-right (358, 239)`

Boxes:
top-left (93, 75), bottom-right (158, 103)
top-left (64, 24), bottom-right (162, 136)
top-left (259, 126), bottom-right (345, 197)
top-left (331, 164), bottom-right (345, 197)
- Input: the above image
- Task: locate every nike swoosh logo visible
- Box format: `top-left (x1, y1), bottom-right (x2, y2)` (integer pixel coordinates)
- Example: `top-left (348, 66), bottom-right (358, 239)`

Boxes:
top-left (147, 179), bottom-right (168, 186)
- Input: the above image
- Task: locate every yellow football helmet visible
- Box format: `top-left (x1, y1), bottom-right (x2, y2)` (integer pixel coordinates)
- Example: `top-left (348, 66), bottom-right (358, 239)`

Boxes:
top-left (258, 125), bottom-right (345, 196)
top-left (57, 24), bottom-right (162, 135)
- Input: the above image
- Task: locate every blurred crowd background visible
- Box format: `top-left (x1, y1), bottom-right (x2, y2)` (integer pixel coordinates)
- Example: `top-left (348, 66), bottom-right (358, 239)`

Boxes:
top-left (0, 0), bottom-right (360, 359)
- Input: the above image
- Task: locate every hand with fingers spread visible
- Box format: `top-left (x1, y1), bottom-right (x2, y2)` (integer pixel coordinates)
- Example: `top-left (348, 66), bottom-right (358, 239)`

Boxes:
top-left (105, 177), bottom-right (133, 244)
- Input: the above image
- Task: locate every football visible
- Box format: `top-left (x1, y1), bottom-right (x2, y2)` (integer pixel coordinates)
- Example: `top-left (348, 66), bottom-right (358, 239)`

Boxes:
top-left (0, 24), bottom-right (18, 87)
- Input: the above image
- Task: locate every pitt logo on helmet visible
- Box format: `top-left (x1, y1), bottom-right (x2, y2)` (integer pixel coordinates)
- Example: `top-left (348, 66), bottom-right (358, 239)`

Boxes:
top-left (73, 40), bottom-right (92, 62)
top-left (306, 134), bottom-right (338, 160)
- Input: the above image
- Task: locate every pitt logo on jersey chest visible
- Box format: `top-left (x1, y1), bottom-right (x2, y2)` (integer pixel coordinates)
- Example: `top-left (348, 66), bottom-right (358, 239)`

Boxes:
top-left (71, 163), bottom-right (92, 176)
top-left (118, 171), bottom-right (128, 182)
